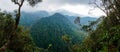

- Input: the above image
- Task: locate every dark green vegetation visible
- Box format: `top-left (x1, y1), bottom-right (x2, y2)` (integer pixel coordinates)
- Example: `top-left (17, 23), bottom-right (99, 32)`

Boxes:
top-left (0, 0), bottom-right (42, 52)
top-left (0, 11), bottom-right (94, 52)
top-left (78, 16), bottom-right (120, 52)
top-left (0, 12), bottom-right (35, 52)
top-left (19, 11), bottom-right (97, 27)
top-left (31, 13), bottom-right (86, 52)
top-left (0, 0), bottom-right (120, 52)
top-left (70, 0), bottom-right (120, 52)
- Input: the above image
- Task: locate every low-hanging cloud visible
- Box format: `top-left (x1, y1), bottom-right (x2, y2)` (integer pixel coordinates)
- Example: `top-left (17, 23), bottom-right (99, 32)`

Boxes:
top-left (0, 0), bottom-right (104, 17)
top-left (45, 0), bottom-right (91, 5)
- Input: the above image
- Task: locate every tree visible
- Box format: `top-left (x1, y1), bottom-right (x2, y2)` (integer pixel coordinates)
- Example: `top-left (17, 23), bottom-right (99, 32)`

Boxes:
top-left (93, 0), bottom-right (120, 51)
top-left (80, 0), bottom-right (120, 52)
top-left (74, 17), bottom-right (80, 25)
top-left (92, 0), bottom-right (120, 24)
top-left (71, 0), bottom-right (120, 52)
top-left (62, 35), bottom-right (72, 52)
top-left (0, 0), bottom-right (42, 51)
top-left (11, 0), bottom-right (42, 29)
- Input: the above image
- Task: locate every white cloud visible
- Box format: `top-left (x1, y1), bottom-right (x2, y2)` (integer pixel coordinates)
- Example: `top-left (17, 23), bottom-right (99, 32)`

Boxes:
top-left (60, 4), bottom-right (105, 17)
top-left (0, 0), bottom-right (105, 17)
top-left (0, 0), bottom-right (18, 11)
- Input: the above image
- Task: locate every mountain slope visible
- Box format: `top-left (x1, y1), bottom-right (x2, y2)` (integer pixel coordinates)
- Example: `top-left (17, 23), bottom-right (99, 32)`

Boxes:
top-left (65, 15), bottom-right (97, 25)
top-left (20, 11), bottom-right (49, 26)
top-left (19, 11), bottom-right (97, 26)
top-left (30, 13), bottom-right (86, 52)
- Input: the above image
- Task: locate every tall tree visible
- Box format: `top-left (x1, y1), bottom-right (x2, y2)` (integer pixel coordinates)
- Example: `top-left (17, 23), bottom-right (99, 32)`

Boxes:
top-left (0, 0), bottom-right (42, 52)
top-left (80, 0), bottom-right (120, 52)
top-left (92, 0), bottom-right (120, 24)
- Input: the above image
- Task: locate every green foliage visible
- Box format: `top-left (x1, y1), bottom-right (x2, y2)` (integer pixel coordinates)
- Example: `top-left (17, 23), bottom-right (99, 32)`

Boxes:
top-left (27, 0), bottom-right (42, 6)
top-left (11, 0), bottom-right (42, 6)
top-left (62, 35), bottom-right (71, 43)
top-left (0, 12), bottom-right (15, 48)
top-left (31, 13), bottom-right (86, 52)
top-left (0, 12), bottom-right (37, 52)
top-left (80, 14), bottom-right (120, 52)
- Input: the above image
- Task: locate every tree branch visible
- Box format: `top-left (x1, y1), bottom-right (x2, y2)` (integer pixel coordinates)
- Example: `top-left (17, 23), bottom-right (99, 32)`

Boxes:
top-left (12, 0), bottom-right (20, 6)
top-left (0, 0), bottom-right (25, 51)
top-left (15, 0), bottom-right (24, 29)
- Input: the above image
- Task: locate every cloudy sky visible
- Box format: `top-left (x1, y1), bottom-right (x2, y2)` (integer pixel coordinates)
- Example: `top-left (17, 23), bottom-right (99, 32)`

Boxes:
top-left (0, 0), bottom-right (105, 17)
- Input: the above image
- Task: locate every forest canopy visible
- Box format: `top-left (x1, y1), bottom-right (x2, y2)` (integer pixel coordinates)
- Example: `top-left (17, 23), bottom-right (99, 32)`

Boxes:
top-left (0, 0), bottom-right (120, 52)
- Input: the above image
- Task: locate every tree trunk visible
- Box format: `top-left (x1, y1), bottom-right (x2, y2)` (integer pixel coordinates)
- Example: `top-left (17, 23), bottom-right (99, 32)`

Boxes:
top-left (0, 0), bottom-right (24, 51)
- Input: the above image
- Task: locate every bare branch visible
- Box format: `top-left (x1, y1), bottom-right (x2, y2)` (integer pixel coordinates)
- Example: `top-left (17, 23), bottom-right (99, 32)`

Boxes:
top-left (94, 2), bottom-right (106, 14)
top-left (20, 0), bottom-right (25, 6)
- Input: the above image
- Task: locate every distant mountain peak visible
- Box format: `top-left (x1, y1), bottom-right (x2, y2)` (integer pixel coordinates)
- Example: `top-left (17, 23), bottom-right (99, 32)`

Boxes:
top-left (54, 10), bottom-right (81, 16)
top-left (52, 13), bottom-right (64, 16)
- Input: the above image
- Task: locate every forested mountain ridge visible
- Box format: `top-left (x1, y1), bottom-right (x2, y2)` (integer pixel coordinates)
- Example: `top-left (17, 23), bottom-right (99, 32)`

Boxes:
top-left (20, 11), bottom-right (49, 26)
top-left (30, 13), bottom-right (86, 52)
top-left (19, 11), bottom-right (97, 27)
top-left (1, 0), bottom-right (119, 52)
top-left (66, 16), bottom-right (97, 25)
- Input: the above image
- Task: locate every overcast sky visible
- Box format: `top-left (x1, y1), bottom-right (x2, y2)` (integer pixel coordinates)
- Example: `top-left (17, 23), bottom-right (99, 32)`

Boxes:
top-left (0, 0), bottom-right (105, 17)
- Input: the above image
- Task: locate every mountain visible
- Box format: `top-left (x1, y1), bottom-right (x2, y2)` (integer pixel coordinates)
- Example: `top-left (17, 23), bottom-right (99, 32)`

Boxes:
top-left (54, 10), bottom-right (81, 16)
top-left (54, 10), bottom-right (97, 25)
top-left (19, 10), bottom-right (97, 26)
top-left (80, 17), bottom-right (97, 25)
top-left (30, 13), bottom-right (86, 52)
top-left (65, 15), bottom-right (97, 25)
top-left (20, 11), bottom-right (49, 26)
top-left (18, 11), bottom-right (96, 52)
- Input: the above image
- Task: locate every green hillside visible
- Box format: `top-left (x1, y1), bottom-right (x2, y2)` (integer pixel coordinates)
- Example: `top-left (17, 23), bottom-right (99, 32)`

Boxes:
top-left (30, 13), bottom-right (86, 52)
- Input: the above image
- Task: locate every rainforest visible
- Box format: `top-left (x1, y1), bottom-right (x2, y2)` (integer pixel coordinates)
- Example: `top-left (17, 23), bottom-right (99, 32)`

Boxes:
top-left (0, 0), bottom-right (120, 52)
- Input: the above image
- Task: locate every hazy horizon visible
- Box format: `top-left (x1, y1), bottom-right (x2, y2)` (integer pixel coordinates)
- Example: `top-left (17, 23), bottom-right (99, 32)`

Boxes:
top-left (0, 0), bottom-right (105, 17)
